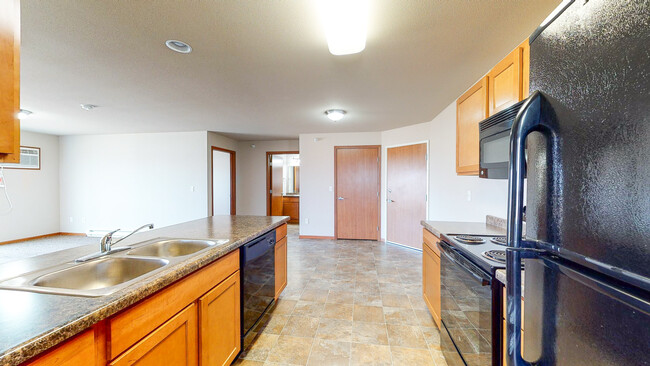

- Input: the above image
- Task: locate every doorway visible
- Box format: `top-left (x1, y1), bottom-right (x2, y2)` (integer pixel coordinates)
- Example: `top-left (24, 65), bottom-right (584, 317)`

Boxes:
top-left (266, 151), bottom-right (300, 223)
top-left (334, 146), bottom-right (381, 240)
top-left (386, 142), bottom-right (428, 249)
top-left (211, 147), bottom-right (236, 215)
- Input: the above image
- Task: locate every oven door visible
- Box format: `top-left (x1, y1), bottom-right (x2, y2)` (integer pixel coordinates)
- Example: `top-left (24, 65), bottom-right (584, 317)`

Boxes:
top-left (439, 241), bottom-right (494, 366)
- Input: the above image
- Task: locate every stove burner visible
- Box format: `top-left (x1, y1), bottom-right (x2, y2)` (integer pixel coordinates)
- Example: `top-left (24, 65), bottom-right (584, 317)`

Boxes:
top-left (454, 235), bottom-right (486, 244)
top-left (482, 250), bottom-right (506, 263)
top-left (490, 236), bottom-right (507, 246)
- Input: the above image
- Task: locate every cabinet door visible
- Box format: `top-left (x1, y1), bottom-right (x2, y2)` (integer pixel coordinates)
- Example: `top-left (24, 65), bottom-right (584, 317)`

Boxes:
top-left (0, 0), bottom-right (20, 162)
top-left (274, 237), bottom-right (288, 299)
top-left (198, 271), bottom-right (241, 366)
top-left (110, 304), bottom-right (198, 366)
top-left (422, 241), bottom-right (441, 328)
top-left (456, 77), bottom-right (488, 175)
top-left (488, 47), bottom-right (523, 115)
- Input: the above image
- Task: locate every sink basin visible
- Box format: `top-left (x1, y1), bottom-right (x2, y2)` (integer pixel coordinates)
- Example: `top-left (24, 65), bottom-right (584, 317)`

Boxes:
top-left (127, 239), bottom-right (227, 258)
top-left (30, 257), bottom-right (169, 291)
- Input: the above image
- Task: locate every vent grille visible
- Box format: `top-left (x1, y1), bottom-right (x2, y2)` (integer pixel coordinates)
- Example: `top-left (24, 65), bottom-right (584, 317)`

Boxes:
top-left (479, 100), bottom-right (526, 132)
top-left (0, 146), bottom-right (40, 169)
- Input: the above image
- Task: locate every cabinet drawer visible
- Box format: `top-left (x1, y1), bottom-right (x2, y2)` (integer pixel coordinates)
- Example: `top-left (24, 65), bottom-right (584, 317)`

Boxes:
top-left (276, 223), bottom-right (287, 241)
top-left (110, 304), bottom-right (198, 366)
top-left (109, 250), bottom-right (239, 359)
top-left (25, 329), bottom-right (97, 366)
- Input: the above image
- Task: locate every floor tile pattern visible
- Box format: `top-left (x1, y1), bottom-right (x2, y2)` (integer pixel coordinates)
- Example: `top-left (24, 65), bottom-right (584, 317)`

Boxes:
top-left (235, 225), bottom-right (448, 366)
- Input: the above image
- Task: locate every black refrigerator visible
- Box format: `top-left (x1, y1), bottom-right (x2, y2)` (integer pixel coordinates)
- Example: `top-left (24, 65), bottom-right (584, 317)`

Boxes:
top-left (505, 0), bottom-right (650, 365)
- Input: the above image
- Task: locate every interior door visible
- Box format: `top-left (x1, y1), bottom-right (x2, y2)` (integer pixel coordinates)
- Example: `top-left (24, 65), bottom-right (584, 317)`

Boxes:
top-left (212, 149), bottom-right (231, 215)
top-left (387, 143), bottom-right (427, 249)
top-left (270, 155), bottom-right (284, 216)
top-left (335, 146), bottom-right (380, 240)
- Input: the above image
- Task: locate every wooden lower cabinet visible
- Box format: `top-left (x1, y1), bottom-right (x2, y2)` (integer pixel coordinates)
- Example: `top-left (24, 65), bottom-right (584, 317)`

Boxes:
top-left (282, 196), bottom-right (299, 224)
top-left (110, 304), bottom-right (198, 366)
top-left (422, 229), bottom-right (441, 328)
top-left (274, 237), bottom-right (288, 299)
top-left (199, 271), bottom-right (241, 366)
top-left (23, 250), bottom-right (243, 366)
top-left (274, 223), bottom-right (288, 300)
top-left (24, 328), bottom-right (98, 366)
top-left (502, 285), bottom-right (525, 365)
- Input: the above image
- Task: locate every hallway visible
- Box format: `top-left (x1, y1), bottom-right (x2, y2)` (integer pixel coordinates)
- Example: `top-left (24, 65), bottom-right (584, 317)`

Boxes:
top-left (236, 225), bottom-right (447, 366)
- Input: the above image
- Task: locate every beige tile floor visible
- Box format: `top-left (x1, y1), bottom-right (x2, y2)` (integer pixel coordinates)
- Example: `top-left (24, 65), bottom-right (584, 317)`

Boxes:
top-left (234, 225), bottom-right (448, 366)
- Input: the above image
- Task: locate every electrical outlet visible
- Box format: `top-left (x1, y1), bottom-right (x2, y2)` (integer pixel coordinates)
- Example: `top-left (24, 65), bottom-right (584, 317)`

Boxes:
top-left (69, 217), bottom-right (74, 223)
top-left (466, 190), bottom-right (472, 201)
top-left (305, 218), bottom-right (310, 224)
top-left (190, 186), bottom-right (195, 192)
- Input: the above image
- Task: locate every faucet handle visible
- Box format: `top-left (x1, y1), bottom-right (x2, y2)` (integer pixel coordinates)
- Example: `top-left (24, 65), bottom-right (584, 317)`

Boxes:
top-left (101, 228), bottom-right (121, 247)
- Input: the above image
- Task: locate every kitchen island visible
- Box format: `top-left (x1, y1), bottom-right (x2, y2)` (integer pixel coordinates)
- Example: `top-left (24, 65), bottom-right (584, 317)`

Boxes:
top-left (0, 215), bottom-right (289, 366)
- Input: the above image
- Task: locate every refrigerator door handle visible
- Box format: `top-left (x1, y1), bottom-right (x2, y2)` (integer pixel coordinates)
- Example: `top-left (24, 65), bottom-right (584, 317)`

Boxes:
top-left (506, 91), bottom-right (558, 366)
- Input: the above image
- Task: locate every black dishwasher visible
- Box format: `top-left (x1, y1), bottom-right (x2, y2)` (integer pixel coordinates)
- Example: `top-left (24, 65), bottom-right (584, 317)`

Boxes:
top-left (240, 230), bottom-right (276, 340)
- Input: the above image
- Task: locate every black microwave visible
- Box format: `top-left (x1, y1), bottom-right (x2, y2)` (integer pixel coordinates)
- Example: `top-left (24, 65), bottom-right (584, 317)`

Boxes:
top-left (478, 100), bottom-right (525, 179)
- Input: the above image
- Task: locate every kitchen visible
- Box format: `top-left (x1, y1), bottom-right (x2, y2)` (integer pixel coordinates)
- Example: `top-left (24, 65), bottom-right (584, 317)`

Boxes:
top-left (1, 1), bottom-right (648, 366)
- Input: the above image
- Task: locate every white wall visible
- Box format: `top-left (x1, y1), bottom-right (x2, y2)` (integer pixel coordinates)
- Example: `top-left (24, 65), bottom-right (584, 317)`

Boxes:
top-left (298, 103), bottom-right (509, 238)
top-left (299, 132), bottom-right (382, 237)
top-left (59, 131), bottom-right (209, 233)
top-left (0, 131), bottom-right (60, 242)
top-left (236, 140), bottom-right (299, 215)
top-left (380, 103), bottom-right (508, 239)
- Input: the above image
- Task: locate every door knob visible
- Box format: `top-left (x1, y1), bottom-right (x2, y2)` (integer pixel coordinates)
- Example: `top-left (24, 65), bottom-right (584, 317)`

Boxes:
top-left (387, 199), bottom-right (395, 203)
top-left (337, 197), bottom-right (345, 200)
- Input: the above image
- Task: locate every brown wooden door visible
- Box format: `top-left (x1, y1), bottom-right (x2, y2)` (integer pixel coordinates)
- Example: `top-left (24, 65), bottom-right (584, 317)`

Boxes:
top-left (488, 47), bottom-right (523, 116)
top-left (110, 304), bottom-right (198, 366)
top-left (456, 77), bottom-right (488, 175)
top-left (386, 143), bottom-right (427, 249)
top-left (270, 155), bottom-right (284, 216)
top-left (198, 271), bottom-right (241, 366)
top-left (335, 146), bottom-right (380, 240)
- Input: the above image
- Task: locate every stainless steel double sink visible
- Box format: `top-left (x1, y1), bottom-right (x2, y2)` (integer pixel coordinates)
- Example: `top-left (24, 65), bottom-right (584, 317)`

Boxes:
top-left (0, 238), bottom-right (229, 297)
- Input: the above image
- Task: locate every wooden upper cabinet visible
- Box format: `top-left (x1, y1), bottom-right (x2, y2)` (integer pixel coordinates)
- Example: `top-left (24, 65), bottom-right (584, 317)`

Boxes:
top-left (456, 77), bottom-right (488, 175)
top-left (520, 39), bottom-right (530, 98)
top-left (488, 46), bottom-right (523, 116)
top-left (0, 0), bottom-right (20, 163)
top-left (198, 271), bottom-right (241, 366)
top-left (110, 304), bottom-right (198, 366)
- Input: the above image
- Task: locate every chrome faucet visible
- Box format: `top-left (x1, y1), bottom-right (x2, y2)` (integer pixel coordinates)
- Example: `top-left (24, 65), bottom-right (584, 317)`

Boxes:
top-left (100, 224), bottom-right (154, 253)
top-left (77, 223), bottom-right (154, 262)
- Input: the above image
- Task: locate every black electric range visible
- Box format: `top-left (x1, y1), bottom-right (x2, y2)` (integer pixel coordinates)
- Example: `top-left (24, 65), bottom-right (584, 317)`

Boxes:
top-left (437, 233), bottom-right (509, 366)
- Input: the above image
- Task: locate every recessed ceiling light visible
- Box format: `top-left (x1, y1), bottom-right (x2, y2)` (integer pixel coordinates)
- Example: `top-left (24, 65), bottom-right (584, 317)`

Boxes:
top-left (317, 0), bottom-right (369, 55)
top-left (165, 40), bottom-right (192, 54)
top-left (325, 109), bottom-right (347, 121)
top-left (17, 109), bottom-right (33, 119)
top-left (80, 104), bottom-right (98, 111)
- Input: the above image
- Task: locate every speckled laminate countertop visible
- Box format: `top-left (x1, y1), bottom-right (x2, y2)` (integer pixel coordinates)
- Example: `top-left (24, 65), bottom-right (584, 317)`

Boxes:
top-left (0, 215), bottom-right (289, 366)
top-left (421, 220), bottom-right (506, 238)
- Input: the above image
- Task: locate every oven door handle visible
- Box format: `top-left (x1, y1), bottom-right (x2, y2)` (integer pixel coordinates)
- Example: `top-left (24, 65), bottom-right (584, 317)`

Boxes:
top-left (438, 241), bottom-right (491, 286)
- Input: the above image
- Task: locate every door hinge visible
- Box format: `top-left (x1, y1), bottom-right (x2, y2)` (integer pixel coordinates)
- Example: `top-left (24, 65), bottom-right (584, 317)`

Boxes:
top-left (376, 226), bottom-right (379, 231)
top-left (269, 189), bottom-right (272, 194)
top-left (377, 192), bottom-right (379, 197)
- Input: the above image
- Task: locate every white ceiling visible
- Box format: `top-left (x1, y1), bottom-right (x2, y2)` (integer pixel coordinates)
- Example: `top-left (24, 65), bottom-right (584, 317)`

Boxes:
top-left (19, 0), bottom-right (560, 140)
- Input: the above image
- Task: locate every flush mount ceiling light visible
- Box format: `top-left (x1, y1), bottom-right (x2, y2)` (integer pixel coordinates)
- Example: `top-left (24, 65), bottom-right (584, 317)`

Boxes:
top-left (325, 109), bottom-right (347, 121)
top-left (165, 40), bottom-right (192, 54)
top-left (17, 109), bottom-right (33, 119)
top-left (80, 104), bottom-right (98, 111)
top-left (317, 0), bottom-right (369, 55)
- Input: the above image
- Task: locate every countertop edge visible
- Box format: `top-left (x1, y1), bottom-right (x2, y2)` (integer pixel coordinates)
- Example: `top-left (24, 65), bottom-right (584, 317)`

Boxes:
top-left (0, 217), bottom-right (289, 366)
